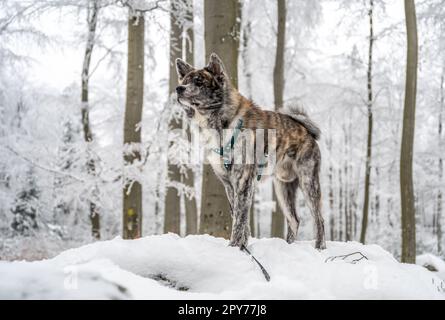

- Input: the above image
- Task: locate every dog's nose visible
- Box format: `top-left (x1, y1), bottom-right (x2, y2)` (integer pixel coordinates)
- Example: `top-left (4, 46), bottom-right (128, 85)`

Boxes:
top-left (176, 86), bottom-right (186, 94)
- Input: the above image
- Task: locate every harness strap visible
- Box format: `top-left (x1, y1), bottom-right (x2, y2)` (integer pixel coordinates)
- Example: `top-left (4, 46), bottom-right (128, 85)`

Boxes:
top-left (212, 118), bottom-right (268, 181)
top-left (212, 119), bottom-right (244, 171)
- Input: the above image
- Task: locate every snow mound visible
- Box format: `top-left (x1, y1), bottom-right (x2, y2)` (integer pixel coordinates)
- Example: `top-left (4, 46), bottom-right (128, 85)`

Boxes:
top-left (417, 254), bottom-right (445, 281)
top-left (1, 234), bottom-right (444, 299)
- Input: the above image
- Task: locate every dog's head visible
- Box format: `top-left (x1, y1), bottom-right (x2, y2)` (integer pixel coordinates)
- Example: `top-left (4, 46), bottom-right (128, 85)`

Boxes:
top-left (175, 53), bottom-right (229, 113)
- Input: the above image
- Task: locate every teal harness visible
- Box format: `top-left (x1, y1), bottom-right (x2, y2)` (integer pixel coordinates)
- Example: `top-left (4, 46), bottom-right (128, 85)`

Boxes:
top-left (212, 118), bottom-right (268, 181)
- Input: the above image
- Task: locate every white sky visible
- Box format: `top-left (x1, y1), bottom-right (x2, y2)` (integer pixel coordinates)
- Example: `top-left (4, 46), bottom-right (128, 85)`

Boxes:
top-left (10, 1), bottom-right (405, 96)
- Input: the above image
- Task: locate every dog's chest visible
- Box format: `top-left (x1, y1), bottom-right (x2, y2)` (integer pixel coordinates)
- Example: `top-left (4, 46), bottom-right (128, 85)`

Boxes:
top-left (201, 118), bottom-right (246, 177)
top-left (191, 108), bottom-right (209, 128)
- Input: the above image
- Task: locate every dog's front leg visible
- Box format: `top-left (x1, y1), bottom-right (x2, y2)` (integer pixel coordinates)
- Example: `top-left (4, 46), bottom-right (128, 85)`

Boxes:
top-left (229, 165), bottom-right (255, 248)
top-left (214, 173), bottom-right (235, 215)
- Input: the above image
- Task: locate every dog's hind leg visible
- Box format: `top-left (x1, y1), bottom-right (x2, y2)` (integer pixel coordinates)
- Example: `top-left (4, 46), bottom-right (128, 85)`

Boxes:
top-left (298, 148), bottom-right (326, 250)
top-left (229, 165), bottom-right (256, 248)
top-left (273, 177), bottom-right (300, 243)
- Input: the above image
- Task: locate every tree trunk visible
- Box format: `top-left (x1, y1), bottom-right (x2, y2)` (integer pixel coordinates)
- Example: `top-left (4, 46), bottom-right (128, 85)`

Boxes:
top-left (347, 124), bottom-right (355, 239)
top-left (242, 9), bottom-right (252, 99)
top-left (328, 163), bottom-right (335, 240)
top-left (81, 0), bottom-right (100, 240)
top-left (437, 71), bottom-right (444, 254)
top-left (238, 0), bottom-right (255, 237)
top-left (375, 167), bottom-right (380, 224)
top-left (338, 167), bottom-right (343, 241)
top-left (184, 0), bottom-right (198, 235)
top-left (327, 120), bottom-right (335, 240)
top-left (343, 125), bottom-right (350, 241)
top-left (123, 12), bottom-right (144, 240)
top-left (154, 169), bottom-right (163, 234)
top-left (344, 148), bottom-right (350, 240)
top-left (360, 0), bottom-right (374, 244)
top-left (199, 0), bottom-right (240, 238)
top-left (271, 0), bottom-right (286, 239)
top-left (164, 0), bottom-right (183, 235)
top-left (400, 0), bottom-right (418, 264)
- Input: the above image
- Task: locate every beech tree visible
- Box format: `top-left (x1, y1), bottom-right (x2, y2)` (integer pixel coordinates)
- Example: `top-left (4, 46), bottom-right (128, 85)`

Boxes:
top-left (360, 0), bottom-right (375, 244)
top-left (438, 71), bottom-right (444, 254)
top-left (123, 9), bottom-right (145, 239)
top-left (271, 0), bottom-right (286, 239)
top-left (81, 0), bottom-right (101, 239)
top-left (400, 0), bottom-right (418, 263)
top-left (199, 0), bottom-right (240, 238)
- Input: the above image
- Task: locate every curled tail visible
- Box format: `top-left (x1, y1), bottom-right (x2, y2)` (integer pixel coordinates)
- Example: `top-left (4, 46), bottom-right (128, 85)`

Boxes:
top-left (281, 106), bottom-right (321, 140)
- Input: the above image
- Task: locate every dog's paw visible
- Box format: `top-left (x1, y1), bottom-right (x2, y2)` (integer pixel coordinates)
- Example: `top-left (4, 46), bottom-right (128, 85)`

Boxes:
top-left (286, 233), bottom-right (297, 244)
top-left (229, 239), bottom-right (247, 249)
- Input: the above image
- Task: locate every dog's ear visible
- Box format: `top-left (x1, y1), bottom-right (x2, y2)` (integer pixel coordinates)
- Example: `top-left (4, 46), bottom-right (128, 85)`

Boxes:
top-left (176, 58), bottom-right (194, 81)
top-left (206, 53), bottom-right (227, 84)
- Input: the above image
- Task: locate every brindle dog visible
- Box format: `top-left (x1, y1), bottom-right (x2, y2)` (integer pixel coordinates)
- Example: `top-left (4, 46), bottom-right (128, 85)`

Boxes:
top-left (176, 53), bottom-right (326, 250)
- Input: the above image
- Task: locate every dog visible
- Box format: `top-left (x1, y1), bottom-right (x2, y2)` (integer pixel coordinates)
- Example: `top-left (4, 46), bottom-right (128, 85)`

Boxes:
top-left (175, 53), bottom-right (326, 250)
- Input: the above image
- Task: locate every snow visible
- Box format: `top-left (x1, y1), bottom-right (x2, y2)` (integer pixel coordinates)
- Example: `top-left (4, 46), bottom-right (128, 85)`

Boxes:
top-left (1, 234), bottom-right (444, 300)
top-left (417, 253), bottom-right (445, 281)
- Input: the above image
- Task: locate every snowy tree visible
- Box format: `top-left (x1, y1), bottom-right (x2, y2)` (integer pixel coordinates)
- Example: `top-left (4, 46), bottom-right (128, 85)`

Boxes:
top-left (164, 0), bottom-right (196, 236)
top-left (11, 168), bottom-right (40, 235)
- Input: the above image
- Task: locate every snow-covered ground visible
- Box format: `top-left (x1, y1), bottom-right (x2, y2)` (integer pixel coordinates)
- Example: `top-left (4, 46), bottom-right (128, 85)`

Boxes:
top-left (0, 234), bottom-right (444, 299)
top-left (417, 253), bottom-right (445, 281)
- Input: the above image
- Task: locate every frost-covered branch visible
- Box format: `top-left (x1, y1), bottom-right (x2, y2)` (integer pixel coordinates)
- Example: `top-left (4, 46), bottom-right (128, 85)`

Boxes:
top-left (117, 0), bottom-right (168, 14)
top-left (3, 145), bottom-right (85, 182)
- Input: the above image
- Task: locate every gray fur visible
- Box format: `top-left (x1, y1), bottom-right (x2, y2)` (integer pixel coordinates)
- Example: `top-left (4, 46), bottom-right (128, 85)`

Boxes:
top-left (221, 164), bottom-right (255, 247)
top-left (295, 140), bottom-right (326, 249)
top-left (281, 106), bottom-right (321, 140)
top-left (273, 178), bottom-right (300, 243)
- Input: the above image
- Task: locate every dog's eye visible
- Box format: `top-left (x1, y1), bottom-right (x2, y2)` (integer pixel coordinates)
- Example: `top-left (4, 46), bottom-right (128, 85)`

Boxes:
top-left (193, 78), bottom-right (203, 86)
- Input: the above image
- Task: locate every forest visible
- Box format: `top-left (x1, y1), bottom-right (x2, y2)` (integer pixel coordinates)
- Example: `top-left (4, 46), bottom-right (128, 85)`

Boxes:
top-left (0, 0), bottom-right (445, 300)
